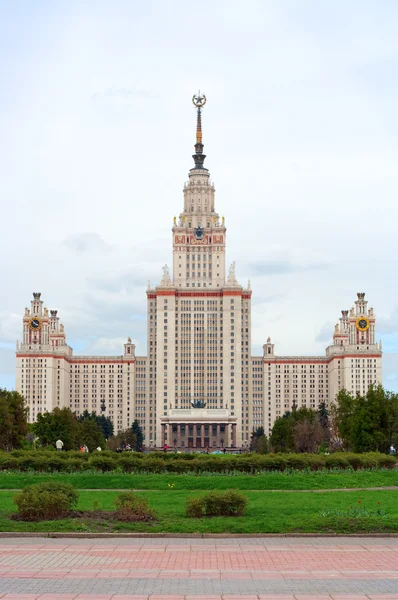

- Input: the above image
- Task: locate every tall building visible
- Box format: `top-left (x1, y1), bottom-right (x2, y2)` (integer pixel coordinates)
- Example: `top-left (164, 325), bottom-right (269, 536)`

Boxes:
top-left (15, 95), bottom-right (383, 447)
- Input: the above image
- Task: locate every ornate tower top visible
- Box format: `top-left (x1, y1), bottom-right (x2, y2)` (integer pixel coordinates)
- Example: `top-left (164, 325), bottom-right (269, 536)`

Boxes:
top-left (191, 91), bottom-right (207, 170)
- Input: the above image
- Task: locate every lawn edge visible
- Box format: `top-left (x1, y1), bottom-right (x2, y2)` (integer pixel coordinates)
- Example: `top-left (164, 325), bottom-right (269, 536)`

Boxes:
top-left (0, 531), bottom-right (398, 538)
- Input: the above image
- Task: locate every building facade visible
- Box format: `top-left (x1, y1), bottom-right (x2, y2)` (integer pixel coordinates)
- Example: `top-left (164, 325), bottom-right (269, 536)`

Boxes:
top-left (15, 95), bottom-right (383, 447)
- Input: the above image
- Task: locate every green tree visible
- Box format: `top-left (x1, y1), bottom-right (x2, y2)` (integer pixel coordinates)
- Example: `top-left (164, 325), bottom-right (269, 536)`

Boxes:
top-left (317, 401), bottom-right (330, 443)
top-left (270, 417), bottom-right (294, 452)
top-left (96, 414), bottom-right (114, 439)
top-left (33, 407), bottom-right (80, 450)
top-left (332, 385), bottom-right (398, 453)
top-left (0, 389), bottom-right (28, 450)
top-left (79, 419), bottom-right (105, 452)
top-left (77, 410), bottom-right (114, 439)
top-left (131, 419), bottom-right (144, 452)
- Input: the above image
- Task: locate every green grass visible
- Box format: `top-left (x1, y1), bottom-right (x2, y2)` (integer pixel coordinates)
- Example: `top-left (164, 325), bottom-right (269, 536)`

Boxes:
top-left (0, 469), bottom-right (397, 491)
top-left (0, 489), bottom-right (396, 533)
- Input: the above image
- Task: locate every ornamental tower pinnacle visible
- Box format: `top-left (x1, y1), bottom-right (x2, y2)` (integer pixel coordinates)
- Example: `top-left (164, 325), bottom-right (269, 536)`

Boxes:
top-left (171, 93), bottom-right (226, 289)
top-left (192, 91), bottom-right (207, 170)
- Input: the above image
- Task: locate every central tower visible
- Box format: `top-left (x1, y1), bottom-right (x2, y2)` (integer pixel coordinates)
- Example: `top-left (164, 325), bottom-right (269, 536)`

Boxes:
top-left (172, 92), bottom-right (226, 289)
top-left (147, 94), bottom-right (252, 449)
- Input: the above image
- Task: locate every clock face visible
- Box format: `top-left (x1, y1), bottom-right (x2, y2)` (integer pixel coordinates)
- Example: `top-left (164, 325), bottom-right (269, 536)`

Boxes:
top-left (356, 317), bottom-right (370, 331)
top-left (194, 226), bottom-right (204, 240)
top-left (29, 317), bottom-right (42, 331)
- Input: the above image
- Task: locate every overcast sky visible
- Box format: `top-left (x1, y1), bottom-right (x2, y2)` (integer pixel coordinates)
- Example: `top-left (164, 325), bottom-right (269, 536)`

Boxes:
top-left (1, 0), bottom-right (398, 391)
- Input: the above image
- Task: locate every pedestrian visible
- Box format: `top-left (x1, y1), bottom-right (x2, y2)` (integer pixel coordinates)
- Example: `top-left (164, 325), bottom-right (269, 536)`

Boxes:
top-left (223, 447), bottom-right (227, 454)
top-left (55, 439), bottom-right (64, 452)
top-left (84, 444), bottom-right (89, 453)
top-left (79, 445), bottom-right (84, 452)
top-left (390, 445), bottom-right (396, 455)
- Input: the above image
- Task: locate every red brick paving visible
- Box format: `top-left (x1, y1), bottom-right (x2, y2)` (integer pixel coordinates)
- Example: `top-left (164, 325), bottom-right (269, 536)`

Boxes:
top-left (0, 539), bottom-right (397, 599)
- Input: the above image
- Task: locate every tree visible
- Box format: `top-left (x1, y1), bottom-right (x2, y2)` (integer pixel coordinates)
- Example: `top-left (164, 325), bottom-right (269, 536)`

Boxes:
top-left (332, 385), bottom-right (398, 453)
top-left (0, 389), bottom-right (28, 450)
top-left (79, 419), bottom-right (105, 451)
top-left (77, 410), bottom-right (114, 439)
top-left (270, 417), bottom-right (294, 452)
top-left (33, 407), bottom-right (81, 450)
top-left (131, 419), bottom-right (144, 452)
top-left (293, 419), bottom-right (324, 453)
top-left (317, 401), bottom-right (330, 443)
top-left (107, 429), bottom-right (137, 451)
top-left (250, 427), bottom-right (268, 453)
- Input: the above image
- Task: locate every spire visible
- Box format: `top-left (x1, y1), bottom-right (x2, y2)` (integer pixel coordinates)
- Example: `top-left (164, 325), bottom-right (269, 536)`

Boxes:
top-left (192, 91), bottom-right (207, 169)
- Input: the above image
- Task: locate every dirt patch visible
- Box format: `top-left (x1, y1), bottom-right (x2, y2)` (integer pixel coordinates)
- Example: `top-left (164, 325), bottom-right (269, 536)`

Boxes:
top-left (11, 509), bottom-right (156, 523)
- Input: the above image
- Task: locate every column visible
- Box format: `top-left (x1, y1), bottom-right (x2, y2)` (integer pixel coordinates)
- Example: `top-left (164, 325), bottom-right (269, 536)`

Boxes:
top-left (232, 423), bottom-right (237, 447)
top-left (200, 424), bottom-right (205, 448)
top-left (177, 424), bottom-right (181, 447)
top-left (216, 424), bottom-right (220, 447)
top-left (161, 424), bottom-right (165, 447)
top-left (193, 426), bottom-right (197, 448)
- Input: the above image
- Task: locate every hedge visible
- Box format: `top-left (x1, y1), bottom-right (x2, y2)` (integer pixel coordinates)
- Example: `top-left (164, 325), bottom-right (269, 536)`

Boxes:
top-left (0, 451), bottom-right (395, 473)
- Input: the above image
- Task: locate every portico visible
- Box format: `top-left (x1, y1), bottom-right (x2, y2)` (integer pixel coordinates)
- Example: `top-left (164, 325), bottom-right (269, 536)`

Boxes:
top-left (160, 408), bottom-right (238, 449)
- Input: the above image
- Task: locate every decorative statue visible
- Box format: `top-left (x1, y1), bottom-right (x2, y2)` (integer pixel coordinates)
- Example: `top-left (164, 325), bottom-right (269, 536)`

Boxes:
top-left (173, 216), bottom-right (177, 226)
top-left (162, 264), bottom-right (170, 278)
top-left (229, 261), bottom-right (236, 279)
top-left (191, 400), bottom-right (206, 409)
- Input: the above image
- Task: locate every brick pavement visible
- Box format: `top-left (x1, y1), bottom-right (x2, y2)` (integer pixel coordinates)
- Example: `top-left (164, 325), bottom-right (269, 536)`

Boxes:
top-left (0, 537), bottom-right (397, 599)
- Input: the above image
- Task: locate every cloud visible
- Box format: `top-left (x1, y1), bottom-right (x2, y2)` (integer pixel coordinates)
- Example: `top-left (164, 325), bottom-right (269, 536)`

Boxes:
top-left (63, 233), bottom-right (111, 253)
top-left (377, 308), bottom-right (398, 335)
top-left (0, 313), bottom-right (22, 344)
top-left (88, 271), bottom-right (148, 293)
top-left (315, 322), bottom-right (334, 344)
top-left (248, 259), bottom-right (328, 276)
top-left (383, 353), bottom-right (398, 388)
top-left (91, 87), bottom-right (153, 108)
top-left (79, 336), bottom-right (139, 355)
top-left (251, 294), bottom-right (284, 306)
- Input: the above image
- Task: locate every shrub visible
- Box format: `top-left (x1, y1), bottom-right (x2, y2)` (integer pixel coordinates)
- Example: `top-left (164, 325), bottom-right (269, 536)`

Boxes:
top-left (186, 489), bottom-right (248, 518)
top-left (118, 455), bottom-right (140, 473)
top-left (186, 497), bottom-right (204, 518)
top-left (376, 455), bottom-right (396, 469)
top-left (14, 482), bottom-right (78, 521)
top-left (64, 458), bottom-right (92, 472)
top-left (88, 455), bottom-right (117, 472)
top-left (115, 492), bottom-right (156, 522)
top-left (324, 455), bottom-right (350, 469)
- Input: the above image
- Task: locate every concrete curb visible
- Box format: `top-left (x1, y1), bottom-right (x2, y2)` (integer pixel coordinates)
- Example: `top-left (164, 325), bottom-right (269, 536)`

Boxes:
top-left (0, 532), bottom-right (398, 538)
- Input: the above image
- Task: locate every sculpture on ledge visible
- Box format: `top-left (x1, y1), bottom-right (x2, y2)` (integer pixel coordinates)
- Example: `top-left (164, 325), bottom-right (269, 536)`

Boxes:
top-left (191, 400), bottom-right (207, 409)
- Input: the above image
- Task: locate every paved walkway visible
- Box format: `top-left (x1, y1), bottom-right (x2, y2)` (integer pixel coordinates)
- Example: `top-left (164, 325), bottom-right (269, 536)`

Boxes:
top-left (0, 537), bottom-right (397, 599)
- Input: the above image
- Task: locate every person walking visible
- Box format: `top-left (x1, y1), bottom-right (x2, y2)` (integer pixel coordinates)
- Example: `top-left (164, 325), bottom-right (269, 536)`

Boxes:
top-left (390, 445), bottom-right (396, 455)
top-left (55, 439), bottom-right (64, 452)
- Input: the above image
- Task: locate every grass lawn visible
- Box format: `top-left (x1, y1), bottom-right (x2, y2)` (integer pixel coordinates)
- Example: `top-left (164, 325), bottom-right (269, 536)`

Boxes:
top-left (0, 469), bottom-right (397, 491)
top-left (0, 489), bottom-right (397, 534)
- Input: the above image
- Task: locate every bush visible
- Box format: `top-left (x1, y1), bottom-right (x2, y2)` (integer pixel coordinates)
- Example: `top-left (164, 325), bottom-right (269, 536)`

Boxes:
top-left (376, 455), bottom-right (396, 469)
top-left (186, 497), bottom-right (204, 518)
top-left (186, 489), bottom-right (248, 518)
top-left (118, 455), bottom-right (140, 473)
top-left (88, 455), bottom-right (117, 472)
top-left (14, 482), bottom-right (79, 521)
top-left (324, 455), bottom-right (350, 469)
top-left (115, 492), bottom-right (156, 522)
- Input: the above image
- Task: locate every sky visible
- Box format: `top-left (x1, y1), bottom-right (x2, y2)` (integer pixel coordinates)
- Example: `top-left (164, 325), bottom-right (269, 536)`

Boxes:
top-left (1, 0), bottom-right (398, 391)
